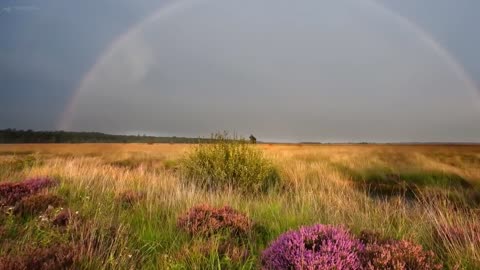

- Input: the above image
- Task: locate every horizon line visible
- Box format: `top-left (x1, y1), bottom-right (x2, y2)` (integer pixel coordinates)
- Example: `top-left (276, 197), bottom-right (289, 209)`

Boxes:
top-left (1, 128), bottom-right (479, 145)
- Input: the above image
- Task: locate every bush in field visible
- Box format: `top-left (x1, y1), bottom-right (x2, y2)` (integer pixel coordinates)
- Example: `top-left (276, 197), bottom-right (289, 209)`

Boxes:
top-left (177, 204), bottom-right (252, 237)
top-left (261, 224), bottom-right (364, 270)
top-left (359, 230), bottom-right (442, 270)
top-left (0, 244), bottom-right (76, 270)
top-left (180, 132), bottom-right (280, 193)
top-left (0, 178), bottom-right (57, 206)
top-left (14, 194), bottom-right (64, 216)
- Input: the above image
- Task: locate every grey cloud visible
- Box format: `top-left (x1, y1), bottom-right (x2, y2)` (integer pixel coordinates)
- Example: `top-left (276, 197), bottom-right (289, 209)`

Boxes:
top-left (63, 0), bottom-right (480, 142)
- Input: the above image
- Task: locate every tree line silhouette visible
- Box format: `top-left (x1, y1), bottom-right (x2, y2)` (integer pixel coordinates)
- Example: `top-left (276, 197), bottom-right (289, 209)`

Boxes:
top-left (0, 129), bottom-right (210, 144)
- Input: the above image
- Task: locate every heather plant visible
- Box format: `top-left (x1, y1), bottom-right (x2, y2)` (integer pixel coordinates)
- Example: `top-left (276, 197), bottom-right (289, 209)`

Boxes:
top-left (177, 204), bottom-right (253, 237)
top-left (359, 230), bottom-right (443, 270)
top-left (180, 132), bottom-right (281, 193)
top-left (14, 194), bottom-right (64, 216)
top-left (361, 240), bottom-right (442, 270)
top-left (0, 178), bottom-right (57, 206)
top-left (0, 243), bottom-right (76, 270)
top-left (261, 224), bottom-right (364, 270)
top-left (262, 226), bottom-right (442, 270)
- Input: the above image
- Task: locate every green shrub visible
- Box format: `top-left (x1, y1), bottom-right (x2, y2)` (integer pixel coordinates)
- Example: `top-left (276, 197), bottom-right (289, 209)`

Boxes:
top-left (180, 132), bottom-right (280, 193)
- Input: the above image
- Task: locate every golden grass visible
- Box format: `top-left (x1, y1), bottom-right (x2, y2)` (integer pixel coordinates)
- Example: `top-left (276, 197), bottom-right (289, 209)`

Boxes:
top-left (1, 143), bottom-right (480, 269)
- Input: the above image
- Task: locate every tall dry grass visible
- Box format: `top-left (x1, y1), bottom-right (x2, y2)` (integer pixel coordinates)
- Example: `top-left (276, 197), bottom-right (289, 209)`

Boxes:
top-left (0, 143), bottom-right (479, 269)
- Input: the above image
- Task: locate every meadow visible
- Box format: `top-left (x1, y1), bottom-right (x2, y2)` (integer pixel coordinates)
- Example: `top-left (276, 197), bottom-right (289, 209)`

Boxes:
top-left (1, 142), bottom-right (480, 269)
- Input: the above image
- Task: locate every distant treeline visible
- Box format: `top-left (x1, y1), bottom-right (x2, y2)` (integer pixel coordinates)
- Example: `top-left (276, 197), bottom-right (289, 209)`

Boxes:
top-left (0, 129), bottom-right (212, 144)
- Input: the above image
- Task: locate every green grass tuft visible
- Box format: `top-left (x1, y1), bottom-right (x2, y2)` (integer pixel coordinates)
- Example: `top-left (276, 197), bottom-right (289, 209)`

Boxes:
top-left (180, 132), bottom-right (281, 193)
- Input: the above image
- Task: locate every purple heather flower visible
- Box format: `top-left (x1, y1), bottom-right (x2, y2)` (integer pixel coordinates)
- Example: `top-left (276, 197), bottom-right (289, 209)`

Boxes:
top-left (0, 177), bottom-right (57, 205)
top-left (262, 224), bottom-right (364, 270)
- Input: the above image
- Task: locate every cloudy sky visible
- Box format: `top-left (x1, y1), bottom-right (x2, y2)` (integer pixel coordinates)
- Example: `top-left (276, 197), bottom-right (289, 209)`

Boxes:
top-left (1, 0), bottom-right (479, 142)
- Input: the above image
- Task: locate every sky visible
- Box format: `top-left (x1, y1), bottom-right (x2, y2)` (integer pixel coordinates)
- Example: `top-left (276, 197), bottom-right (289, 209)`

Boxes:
top-left (0, 0), bottom-right (479, 142)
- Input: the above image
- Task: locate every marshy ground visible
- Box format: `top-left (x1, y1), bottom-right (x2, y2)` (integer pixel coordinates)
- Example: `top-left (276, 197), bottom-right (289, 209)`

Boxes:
top-left (0, 143), bottom-right (479, 269)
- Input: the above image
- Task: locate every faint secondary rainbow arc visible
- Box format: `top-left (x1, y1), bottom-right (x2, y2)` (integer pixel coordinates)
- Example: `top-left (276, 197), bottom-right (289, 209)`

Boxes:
top-left (58, 0), bottom-right (480, 130)
top-left (58, 0), bottom-right (204, 130)
top-left (365, 0), bottom-right (480, 106)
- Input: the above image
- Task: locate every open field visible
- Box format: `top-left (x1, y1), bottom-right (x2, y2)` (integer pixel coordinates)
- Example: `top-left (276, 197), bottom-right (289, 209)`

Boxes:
top-left (1, 143), bottom-right (480, 269)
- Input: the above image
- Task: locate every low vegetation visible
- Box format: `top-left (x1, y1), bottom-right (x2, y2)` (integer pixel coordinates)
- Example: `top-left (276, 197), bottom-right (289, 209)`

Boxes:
top-left (261, 224), bottom-right (442, 270)
top-left (14, 193), bottom-right (64, 216)
top-left (177, 204), bottom-right (253, 237)
top-left (180, 133), bottom-right (281, 193)
top-left (261, 224), bottom-right (365, 269)
top-left (0, 143), bottom-right (479, 269)
top-left (358, 230), bottom-right (442, 270)
top-left (0, 243), bottom-right (77, 270)
top-left (0, 177), bottom-right (56, 206)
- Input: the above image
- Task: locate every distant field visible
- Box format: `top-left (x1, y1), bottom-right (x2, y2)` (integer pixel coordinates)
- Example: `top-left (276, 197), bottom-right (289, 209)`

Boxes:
top-left (1, 143), bottom-right (480, 269)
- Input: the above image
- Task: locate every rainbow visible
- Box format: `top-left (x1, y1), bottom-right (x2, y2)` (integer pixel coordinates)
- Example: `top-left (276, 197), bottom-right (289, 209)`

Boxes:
top-left (58, 0), bottom-right (479, 130)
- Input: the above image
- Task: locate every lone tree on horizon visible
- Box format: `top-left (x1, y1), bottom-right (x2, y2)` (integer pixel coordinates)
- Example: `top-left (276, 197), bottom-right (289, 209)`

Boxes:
top-left (249, 134), bottom-right (257, 144)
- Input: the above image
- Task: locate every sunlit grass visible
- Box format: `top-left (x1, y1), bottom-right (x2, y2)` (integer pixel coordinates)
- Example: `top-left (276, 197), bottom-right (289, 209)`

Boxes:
top-left (0, 143), bottom-right (479, 268)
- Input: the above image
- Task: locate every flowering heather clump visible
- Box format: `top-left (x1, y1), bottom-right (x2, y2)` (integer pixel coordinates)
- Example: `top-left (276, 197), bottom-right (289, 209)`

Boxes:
top-left (362, 240), bottom-right (442, 270)
top-left (261, 224), bottom-right (364, 270)
top-left (14, 194), bottom-right (64, 216)
top-left (19, 178), bottom-right (57, 193)
top-left (0, 178), bottom-right (57, 206)
top-left (262, 226), bottom-right (442, 270)
top-left (0, 244), bottom-right (76, 270)
top-left (177, 204), bottom-right (252, 237)
top-left (359, 230), bottom-right (442, 270)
